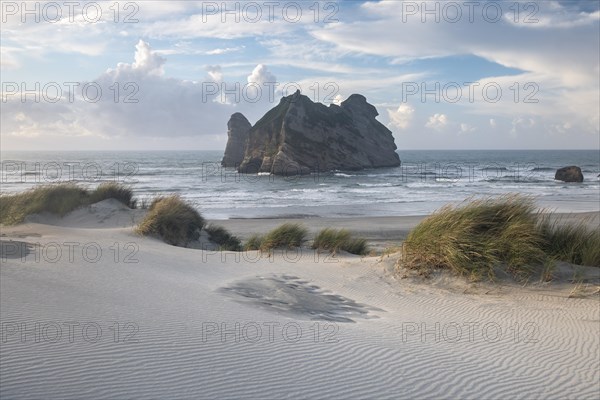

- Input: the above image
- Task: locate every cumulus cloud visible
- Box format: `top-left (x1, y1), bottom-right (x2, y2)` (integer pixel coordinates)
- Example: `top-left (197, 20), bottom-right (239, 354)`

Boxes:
top-left (387, 104), bottom-right (415, 130)
top-left (132, 40), bottom-right (166, 76)
top-left (425, 114), bottom-right (448, 131)
top-left (247, 64), bottom-right (276, 85)
top-left (1, 41), bottom-right (279, 143)
top-left (2, 1), bottom-right (598, 150)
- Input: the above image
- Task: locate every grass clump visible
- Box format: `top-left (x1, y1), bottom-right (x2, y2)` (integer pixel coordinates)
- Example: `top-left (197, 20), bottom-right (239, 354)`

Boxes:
top-left (0, 184), bottom-right (87, 225)
top-left (90, 182), bottom-right (135, 208)
top-left (244, 234), bottom-right (264, 251)
top-left (400, 194), bottom-right (600, 280)
top-left (537, 217), bottom-right (600, 267)
top-left (312, 228), bottom-right (369, 255)
top-left (0, 183), bottom-right (134, 225)
top-left (400, 195), bottom-right (546, 280)
top-left (242, 223), bottom-right (307, 252)
top-left (205, 224), bottom-right (242, 251)
top-left (258, 223), bottom-right (308, 252)
top-left (136, 195), bottom-right (205, 246)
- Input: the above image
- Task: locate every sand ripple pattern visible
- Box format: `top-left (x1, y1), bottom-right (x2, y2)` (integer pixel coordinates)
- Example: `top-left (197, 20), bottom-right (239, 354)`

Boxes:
top-left (1, 232), bottom-right (599, 399)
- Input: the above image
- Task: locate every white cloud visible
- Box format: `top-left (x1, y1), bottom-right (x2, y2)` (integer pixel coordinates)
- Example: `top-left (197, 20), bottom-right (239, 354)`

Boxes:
top-left (510, 117), bottom-right (537, 136)
top-left (142, 14), bottom-right (289, 40)
top-left (206, 65), bottom-right (223, 82)
top-left (154, 44), bottom-right (245, 56)
top-left (387, 104), bottom-right (415, 130)
top-left (0, 41), bottom-right (279, 143)
top-left (425, 114), bottom-right (448, 131)
top-left (459, 123), bottom-right (476, 134)
top-left (508, 6), bottom-right (599, 29)
top-left (1, 4), bottom-right (110, 60)
top-left (332, 94), bottom-right (345, 105)
top-left (552, 122), bottom-right (573, 134)
top-left (311, 0), bottom-right (599, 142)
top-left (0, 46), bottom-right (23, 69)
top-left (206, 46), bottom-right (244, 55)
top-left (247, 64), bottom-right (276, 85)
top-left (289, 72), bottom-right (426, 105)
top-left (2, 1), bottom-right (598, 150)
top-left (139, 2), bottom-right (330, 41)
top-left (132, 40), bottom-right (166, 76)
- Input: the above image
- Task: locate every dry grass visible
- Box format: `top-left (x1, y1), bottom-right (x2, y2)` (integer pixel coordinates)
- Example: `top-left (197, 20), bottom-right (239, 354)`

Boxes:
top-left (312, 228), bottom-right (369, 255)
top-left (90, 182), bottom-right (136, 208)
top-left (205, 224), bottom-right (242, 251)
top-left (244, 234), bottom-right (264, 251)
top-left (242, 223), bottom-right (308, 252)
top-left (537, 215), bottom-right (600, 268)
top-left (135, 195), bottom-right (205, 246)
top-left (0, 183), bottom-right (134, 225)
top-left (399, 195), bottom-right (600, 281)
top-left (399, 195), bottom-right (546, 280)
top-left (259, 223), bottom-right (308, 252)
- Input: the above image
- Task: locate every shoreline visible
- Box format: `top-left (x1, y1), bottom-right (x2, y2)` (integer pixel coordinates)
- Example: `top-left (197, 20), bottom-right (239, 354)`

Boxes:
top-left (211, 211), bottom-right (600, 249)
top-left (199, 201), bottom-right (600, 220)
top-left (3, 208), bottom-right (597, 251)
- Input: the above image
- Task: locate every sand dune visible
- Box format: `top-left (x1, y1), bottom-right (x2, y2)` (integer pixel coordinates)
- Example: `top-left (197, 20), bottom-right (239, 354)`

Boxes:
top-left (1, 202), bottom-right (599, 399)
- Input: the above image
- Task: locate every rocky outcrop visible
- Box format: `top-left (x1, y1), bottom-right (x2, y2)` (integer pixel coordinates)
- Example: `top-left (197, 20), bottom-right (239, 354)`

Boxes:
top-left (235, 91), bottom-right (400, 175)
top-left (221, 113), bottom-right (251, 167)
top-left (555, 166), bottom-right (584, 182)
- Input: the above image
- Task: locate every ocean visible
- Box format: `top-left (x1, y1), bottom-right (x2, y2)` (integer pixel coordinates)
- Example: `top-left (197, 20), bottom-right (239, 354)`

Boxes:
top-left (1, 150), bottom-right (598, 219)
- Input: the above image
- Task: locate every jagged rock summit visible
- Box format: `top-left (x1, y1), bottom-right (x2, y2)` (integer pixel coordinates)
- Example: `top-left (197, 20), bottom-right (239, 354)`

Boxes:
top-left (221, 113), bottom-right (252, 167)
top-left (222, 90), bottom-right (400, 175)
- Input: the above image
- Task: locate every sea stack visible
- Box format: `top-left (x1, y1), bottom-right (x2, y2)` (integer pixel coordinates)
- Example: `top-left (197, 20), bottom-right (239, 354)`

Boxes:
top-left (221, 113), bottom-right (251, 168)
top-left (232, 90), bottom-right (400, 176)
top-left (555, 166), bottom-right (584, 182)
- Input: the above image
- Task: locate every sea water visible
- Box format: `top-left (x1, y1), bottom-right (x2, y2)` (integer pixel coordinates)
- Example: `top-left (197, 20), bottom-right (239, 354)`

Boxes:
top-left (1, 150), bottom-right (598, 219)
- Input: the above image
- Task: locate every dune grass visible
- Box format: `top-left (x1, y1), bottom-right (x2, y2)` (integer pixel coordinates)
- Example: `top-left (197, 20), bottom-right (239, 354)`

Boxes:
top-left (400, 195), bottom-right (600, 280)
top-left (244, 234), bottom-right (264, 251)
top-left (0, 183), bottom-right (134, 225)
top-left (312, 228), bottom-right (369, 255)
top-left (243, 223), bottom-right (308, 252)
top-left (537, 216), bottom-right (600, 268)
top-left (205, 224), bottom-right (242, 251)
top-left (135, 195), bottom-right (205, 246)
top-left (400, 195), bottom-right (546, 280)
top-left (260, 223), bottom-right (308, 251)
top-left (90, 182), bottom-right (136, 208)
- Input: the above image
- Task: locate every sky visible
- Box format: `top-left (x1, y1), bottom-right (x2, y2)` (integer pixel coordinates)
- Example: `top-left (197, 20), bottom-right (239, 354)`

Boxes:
top-left (1, 0), bottom-right (599, 151)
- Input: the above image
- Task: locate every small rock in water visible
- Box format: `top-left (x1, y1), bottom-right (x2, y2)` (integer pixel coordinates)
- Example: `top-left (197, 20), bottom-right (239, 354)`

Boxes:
top-left (555, 166), bottom-right (584, 182)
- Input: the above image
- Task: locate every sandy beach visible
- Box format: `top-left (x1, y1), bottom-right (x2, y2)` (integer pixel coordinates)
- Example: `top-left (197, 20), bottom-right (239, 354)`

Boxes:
top-left (3, 0), bottom-right (599, 398)
top-left (217, 212), bottom-right (600, 252)
top-left (1, 202), bottom-right (599, 399)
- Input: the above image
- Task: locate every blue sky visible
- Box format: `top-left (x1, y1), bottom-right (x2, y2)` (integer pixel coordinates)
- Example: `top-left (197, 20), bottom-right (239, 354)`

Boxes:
top-left (1, 0), bottom-right (599, 150)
